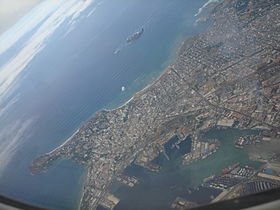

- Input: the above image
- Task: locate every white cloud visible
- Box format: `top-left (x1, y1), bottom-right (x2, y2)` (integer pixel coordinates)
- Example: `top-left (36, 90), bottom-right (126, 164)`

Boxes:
top-left (0, 118), bottom-right (34, 177)
top-left (0, 0), bottom-right (65, 56)
top-left (0, 94), bottom-right (19, 119)
top-left (0, 0), bottom-right (100, 175)
top-left (0, 0), bottom-right (98, 106)
top-left (0, 0), bottom-right (43, 34)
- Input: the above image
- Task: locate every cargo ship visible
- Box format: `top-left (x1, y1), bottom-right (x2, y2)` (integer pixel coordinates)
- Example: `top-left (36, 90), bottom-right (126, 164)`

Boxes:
top-left (221, 162), bottom-right (239, 174)
top-left (127, 28), bottom-right (144, 43)
top-left (145, 162), bottom-right (161, 172)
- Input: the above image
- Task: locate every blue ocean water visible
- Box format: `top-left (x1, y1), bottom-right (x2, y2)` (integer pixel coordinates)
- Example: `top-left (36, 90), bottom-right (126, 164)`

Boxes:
top-left (0, 0), bottom-right (209, 209)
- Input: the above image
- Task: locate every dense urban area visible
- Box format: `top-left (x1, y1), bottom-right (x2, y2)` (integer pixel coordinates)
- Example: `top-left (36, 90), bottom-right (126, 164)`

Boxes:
top-left (31, 0), bottom-right (280, 209)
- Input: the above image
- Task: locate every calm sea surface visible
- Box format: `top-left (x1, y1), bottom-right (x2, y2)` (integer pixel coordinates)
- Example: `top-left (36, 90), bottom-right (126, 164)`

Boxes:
top-left (0, 0), bottom-right (210, 209)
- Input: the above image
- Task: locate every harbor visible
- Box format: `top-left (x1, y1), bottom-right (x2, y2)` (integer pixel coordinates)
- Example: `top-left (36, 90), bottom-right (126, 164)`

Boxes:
top-left (109, 128), bottom-right (263, 210)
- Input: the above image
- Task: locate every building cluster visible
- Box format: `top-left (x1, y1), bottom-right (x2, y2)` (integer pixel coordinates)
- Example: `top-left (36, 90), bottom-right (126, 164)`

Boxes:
top-left (208, 163), bottom-right (280, 202)
top-left (183, 139), bottom-right (220, 165)
top-left (170, 162), bottom-right (280, 209)
top-left (203, 164), bottom-right (256, 190)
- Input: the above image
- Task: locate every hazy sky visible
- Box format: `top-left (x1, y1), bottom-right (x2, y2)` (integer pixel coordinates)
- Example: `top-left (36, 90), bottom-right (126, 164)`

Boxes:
top-left (0, 0), bottom-right (42, 34)
top-left (0, 0), bottom-right (96, 176)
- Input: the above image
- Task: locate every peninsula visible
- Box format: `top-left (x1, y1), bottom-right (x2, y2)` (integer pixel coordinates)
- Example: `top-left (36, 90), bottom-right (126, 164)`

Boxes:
top-left (31, 0), bottom-right (280, 209)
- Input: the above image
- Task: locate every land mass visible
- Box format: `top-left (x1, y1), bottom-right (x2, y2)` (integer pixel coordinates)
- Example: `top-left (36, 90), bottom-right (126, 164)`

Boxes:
top-left (30, 0), bottom-right (280, 209)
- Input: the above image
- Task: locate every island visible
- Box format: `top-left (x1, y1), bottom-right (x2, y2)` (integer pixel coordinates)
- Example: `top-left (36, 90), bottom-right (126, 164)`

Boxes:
top-left (30, 0), bottom-right (280, 209)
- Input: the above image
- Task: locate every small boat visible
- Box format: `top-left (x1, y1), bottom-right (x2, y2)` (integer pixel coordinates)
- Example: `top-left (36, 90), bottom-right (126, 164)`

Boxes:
top-left (114, 49), bottom-right (121, 54)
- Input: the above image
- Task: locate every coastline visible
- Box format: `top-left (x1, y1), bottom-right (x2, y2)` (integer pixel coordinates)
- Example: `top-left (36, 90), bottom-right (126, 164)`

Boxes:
top-left (77, 27), bottom-right (207, 135)
top-left (31, 0), bottom-right (220, 206)
top-left (30, 0), bottom-right (213, 170)
top-left (47, 129), bottom-right (80, 155)
top-left (105, 28), bottom-right (208, 112)
top-left (80, 1), bottom-right (280, 207)
top-left (30, 0), bottom-right (280, 209)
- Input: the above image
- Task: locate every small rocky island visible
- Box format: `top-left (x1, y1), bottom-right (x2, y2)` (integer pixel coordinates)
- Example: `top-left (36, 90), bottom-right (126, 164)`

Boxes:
top-left (31, 0), bottom-right (280, 209)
